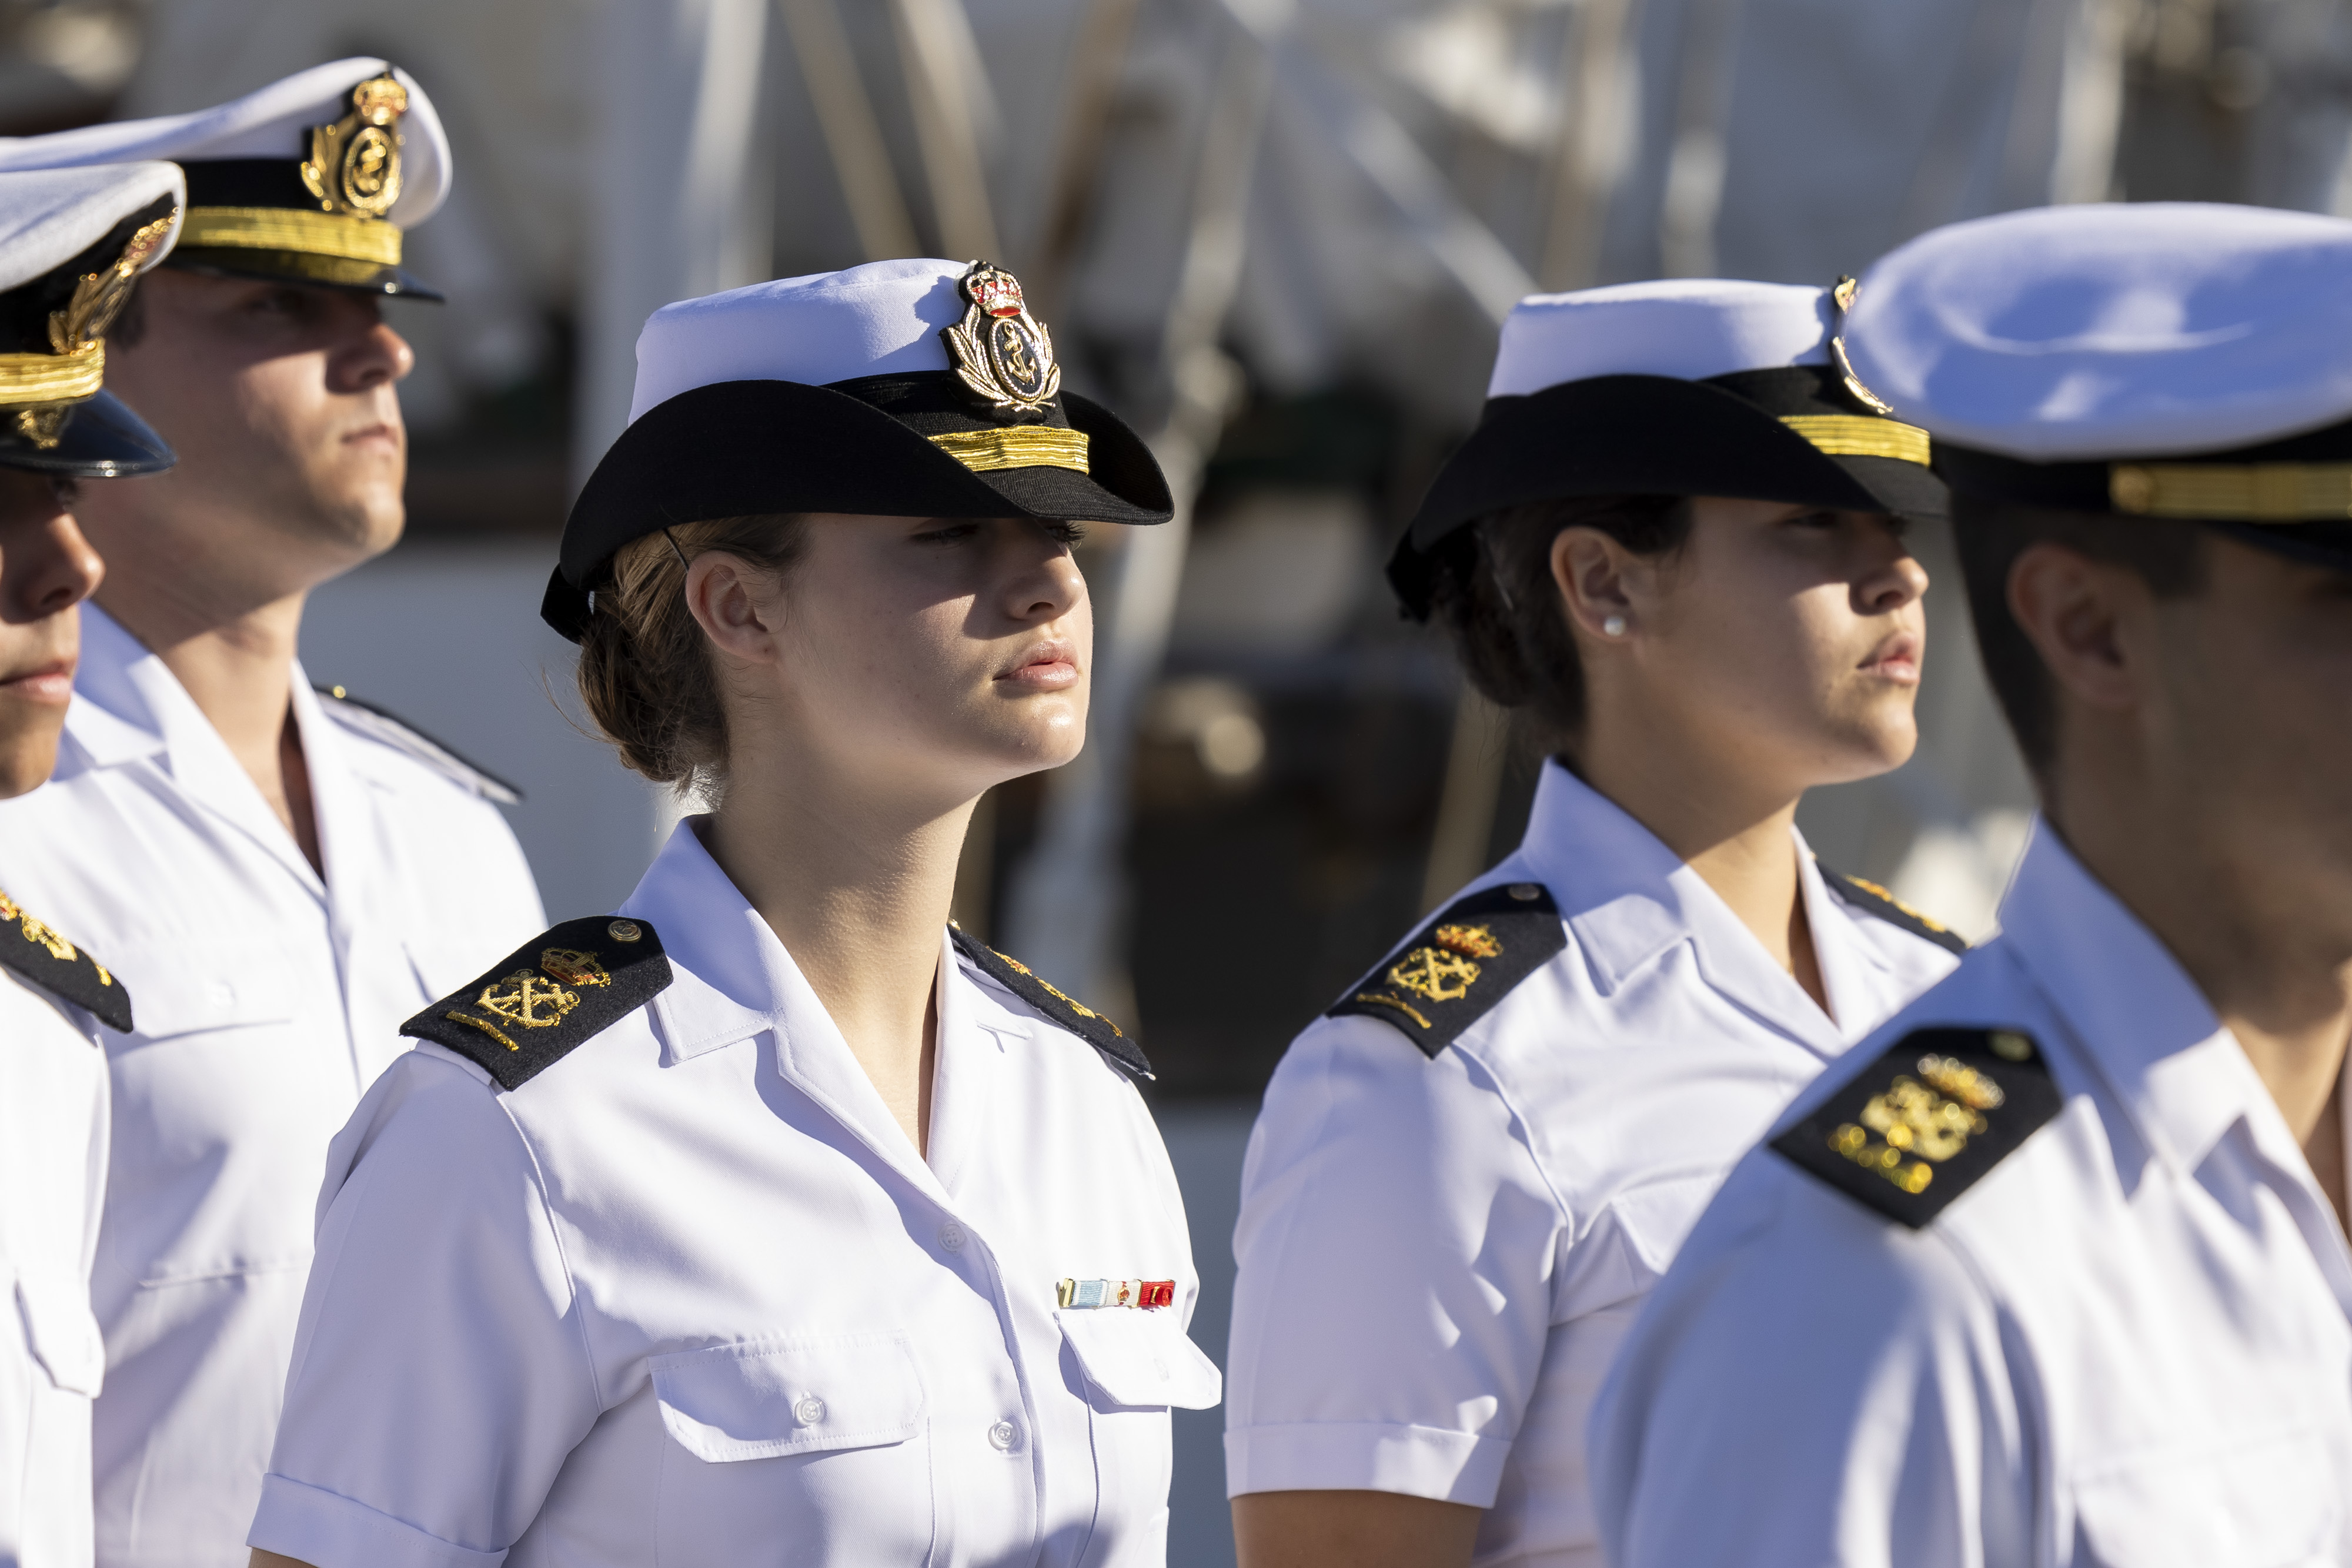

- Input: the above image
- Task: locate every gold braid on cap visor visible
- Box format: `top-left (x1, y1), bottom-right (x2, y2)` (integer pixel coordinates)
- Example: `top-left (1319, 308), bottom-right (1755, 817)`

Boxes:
top-left (2110, 462), bottom-right (2352, 522)
top-left (1779, 414), bottom-right (1932, 466)
top-left (927, 426), bottom-right (1091, 474)
top-left (0, 343), bottom-right (103, 406)
top-left (181, 206), bottom-right (403, 266)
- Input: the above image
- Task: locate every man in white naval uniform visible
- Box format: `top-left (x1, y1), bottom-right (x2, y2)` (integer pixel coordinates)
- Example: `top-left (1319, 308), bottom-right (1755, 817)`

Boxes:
top-left (0, 65), bottom-right (544, 1568)
top-left (0, 160), bottom-right (186, 1568)
top-left (1593, 202), bottom-right (2352, 1566)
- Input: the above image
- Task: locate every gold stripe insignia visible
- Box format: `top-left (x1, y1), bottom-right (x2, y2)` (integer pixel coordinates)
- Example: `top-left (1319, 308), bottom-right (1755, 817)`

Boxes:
top-left (182, 206), bottom-right (403, 266)
top-left (2109, 462), bottom-right (2352, 522)
top-left (1780, 414), bottom-right (1931, 467)
top-left (927, 426), bottom-right (1091, 475)
top-left (0, 345), bottom-right (104, 406)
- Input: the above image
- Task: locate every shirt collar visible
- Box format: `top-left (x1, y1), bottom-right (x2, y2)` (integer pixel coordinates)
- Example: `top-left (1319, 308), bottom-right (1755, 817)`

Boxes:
top-left (624, 820), bottom-right (794, 1064)
top-left (1515, 760), bottom-right (1859, 1049)
top-left (1996, 823), bottom-right (2253, 1175)
top-left (623, 818), bottom-right (957, 1198)
top-left (64, 603), bottom-right (326, 894)
top-left (59, 603), bottom-right (167, 768)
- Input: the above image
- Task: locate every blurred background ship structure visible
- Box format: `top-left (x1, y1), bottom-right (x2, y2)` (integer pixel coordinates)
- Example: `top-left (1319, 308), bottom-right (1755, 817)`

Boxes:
top-left (10, 0), bottom-right (2352, 1557)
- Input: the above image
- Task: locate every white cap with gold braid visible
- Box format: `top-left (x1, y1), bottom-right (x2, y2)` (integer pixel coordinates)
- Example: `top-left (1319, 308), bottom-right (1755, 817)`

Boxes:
top-left (0, 162), bottom-right (183, 471)
top-left (0, 59), bottom-right (449, 298)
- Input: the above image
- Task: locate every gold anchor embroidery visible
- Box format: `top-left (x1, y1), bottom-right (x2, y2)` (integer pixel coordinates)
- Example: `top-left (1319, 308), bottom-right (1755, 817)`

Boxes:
top-left (476, 969), bottom-right (580, 1030)
top-left (1388, 945), bottom-right (1480, 1004)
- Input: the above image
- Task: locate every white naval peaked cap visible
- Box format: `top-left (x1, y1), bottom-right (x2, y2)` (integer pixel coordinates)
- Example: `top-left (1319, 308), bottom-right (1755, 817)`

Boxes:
top-left (0, 163), bottom-right (183, 290)
top-left (0, 162), bottom-right (185, 476)
top-left (1843, 203), bottom-right (2352, 462)
top-left (628, 258), bottom-right (968, 424)
top-left (1486, 278), bottom-right (1834, 397)
top-left (0, 59), bottom-right (450, 229)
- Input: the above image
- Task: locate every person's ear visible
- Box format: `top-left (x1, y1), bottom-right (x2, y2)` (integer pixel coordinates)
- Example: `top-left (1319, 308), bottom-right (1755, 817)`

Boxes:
top-left (2006, 542), bottom-right (2149, 716)
top-left (1551, 526), bottom-right (1643, 644)
top-left (682, 552), bottom-right (783, 666)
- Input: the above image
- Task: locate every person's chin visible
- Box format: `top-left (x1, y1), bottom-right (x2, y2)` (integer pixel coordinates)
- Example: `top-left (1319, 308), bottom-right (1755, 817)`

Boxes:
top-left (0, 716), bottom-right (65, 801)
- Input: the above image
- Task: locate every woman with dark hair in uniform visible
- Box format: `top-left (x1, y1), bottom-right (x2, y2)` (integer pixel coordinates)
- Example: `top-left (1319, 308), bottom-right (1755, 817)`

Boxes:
top-left (1224, 279), bottom-right (1969, 1568)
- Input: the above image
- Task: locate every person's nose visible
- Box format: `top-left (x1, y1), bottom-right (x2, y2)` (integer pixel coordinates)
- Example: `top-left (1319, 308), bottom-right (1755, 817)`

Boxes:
top-left (11, 507), bottom-right (104, 622)
top-left (332, 316), bottom-right (415, 394)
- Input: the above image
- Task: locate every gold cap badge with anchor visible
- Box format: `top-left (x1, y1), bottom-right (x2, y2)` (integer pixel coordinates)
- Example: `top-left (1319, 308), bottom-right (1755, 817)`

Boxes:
top-left (943, 261), bottom-right (1061, 417)
top-left (929, 260), bottom-right (1093, 477)
top-left (180, 71), bottom-right (410, 273)
top-left (302, 72), bottom-right (407, 219)
top-left (1, 210), bottom-right (178, 448)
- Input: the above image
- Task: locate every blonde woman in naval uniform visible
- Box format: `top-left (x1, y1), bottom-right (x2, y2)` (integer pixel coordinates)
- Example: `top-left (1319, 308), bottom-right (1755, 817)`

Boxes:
top-left (245, 259), bottom-right (1220, 1568)
top-left (1224, 280), bottom-right (1969, 1568)
top-left (0, 159), bottom-right (185, 1568)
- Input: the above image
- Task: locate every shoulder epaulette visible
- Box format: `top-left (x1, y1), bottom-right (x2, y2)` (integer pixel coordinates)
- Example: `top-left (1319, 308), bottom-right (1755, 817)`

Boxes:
top-left (0, 888), bottom-right (131, 1033)
top-left (1770, 1025), bottom-right (2060, 1228)
top-left (1823, 867), bottom-right (1967, 955)
top-left (314, 685), bottom-right (524, 805)
top-left (1325, 880), bottom-right (1565, 1058)
top-left (402, 915), bottom-right (670, 1090)
top-left (949, 927), bottom-right (1152, 1084)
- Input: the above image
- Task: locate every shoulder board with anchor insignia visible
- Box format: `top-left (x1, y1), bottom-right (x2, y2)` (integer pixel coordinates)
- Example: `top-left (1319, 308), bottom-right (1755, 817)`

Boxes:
top-left (1770, 1025), bottom-right (2061, 1228)
top-left (1325, 881), bottom-right (1565, 1058)
top-left (0, 887), bottom-right (131, 1033)
top-left (401, 915), bottom-right (671, 1091)
top-left (949, 926), bottom-right (1152, 1084)
top-left (1822, 867), bottom-right (1967, 956)
top-left (314, 686), bottom-right (524, 805)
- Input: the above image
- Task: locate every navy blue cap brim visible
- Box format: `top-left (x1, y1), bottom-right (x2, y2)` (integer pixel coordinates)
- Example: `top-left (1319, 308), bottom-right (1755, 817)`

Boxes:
top-left (166, 249), bottom-right (444, 302)
top-left (1388, 372), bottom-right (1947, 619)
top-left (0, 390), bottom-right (175, 477)
top-left (544, 377), bottom-right (1174, 642)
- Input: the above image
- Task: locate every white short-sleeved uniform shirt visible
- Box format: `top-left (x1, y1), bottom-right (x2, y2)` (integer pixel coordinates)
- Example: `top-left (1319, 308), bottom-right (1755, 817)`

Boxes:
top-left (0, 606), bottom-right (546, 1568)
top-left (247, 819), bottom-right (1221, 1568)
top-left (1223, 762), bottom-right (1961, 1565)
top-left (0, 936), bottom-right (113, 1568)
top-left (1591, 824), bottom-right (2352, 1567)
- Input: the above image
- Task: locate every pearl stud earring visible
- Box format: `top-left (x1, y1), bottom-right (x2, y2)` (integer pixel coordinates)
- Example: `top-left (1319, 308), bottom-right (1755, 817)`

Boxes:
top-left (1602, 614), bottom-right (1628, 638)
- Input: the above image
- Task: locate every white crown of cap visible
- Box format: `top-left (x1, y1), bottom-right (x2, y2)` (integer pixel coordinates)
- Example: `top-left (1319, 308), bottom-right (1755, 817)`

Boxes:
top-left (629, 258), bottom-right (971, 424)
top-left (0, 163), bottom-right (183, 292)
top-left (1844, 202), bottom-right (2352, 461)
top-left (0, 58), bottom-right (449, 230)
top-left (1487, 278), bottom-right (1833, 399)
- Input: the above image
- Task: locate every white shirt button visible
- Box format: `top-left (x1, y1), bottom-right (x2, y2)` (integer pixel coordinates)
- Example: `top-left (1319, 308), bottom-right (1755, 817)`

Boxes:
top-left (988, 1419), bottom-right (1019, 1451)
top-left (793, 1396), bottom-right (826, 1426)
top-left (939, 1221), bottom-right (965, 1252)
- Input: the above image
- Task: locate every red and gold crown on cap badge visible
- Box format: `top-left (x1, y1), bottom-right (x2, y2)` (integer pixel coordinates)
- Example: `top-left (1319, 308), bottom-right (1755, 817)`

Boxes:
top-left (943, 260), bottom-right (1061, 419)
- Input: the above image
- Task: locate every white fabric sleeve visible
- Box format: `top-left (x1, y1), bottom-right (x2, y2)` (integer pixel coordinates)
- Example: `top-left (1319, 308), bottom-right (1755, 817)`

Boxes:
top-left (1224, 1015), bottom-right (1568, 1506)
top-left (1590, 1154), bottom-right (2033, 1568)
top-left (248, 1051), bottom-right (600, 1568)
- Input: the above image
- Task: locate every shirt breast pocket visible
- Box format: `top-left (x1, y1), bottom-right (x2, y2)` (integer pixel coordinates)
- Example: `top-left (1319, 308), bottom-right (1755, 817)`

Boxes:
top-left (14, 1268), bottom-right (104, 1398)
top-left (1057, 1310), bottom-right (1220, 1567)
top-left (2072, 1431), bottom-right (2343, 1568)
top-left (649, 1333), bottom-right (934, 1567)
